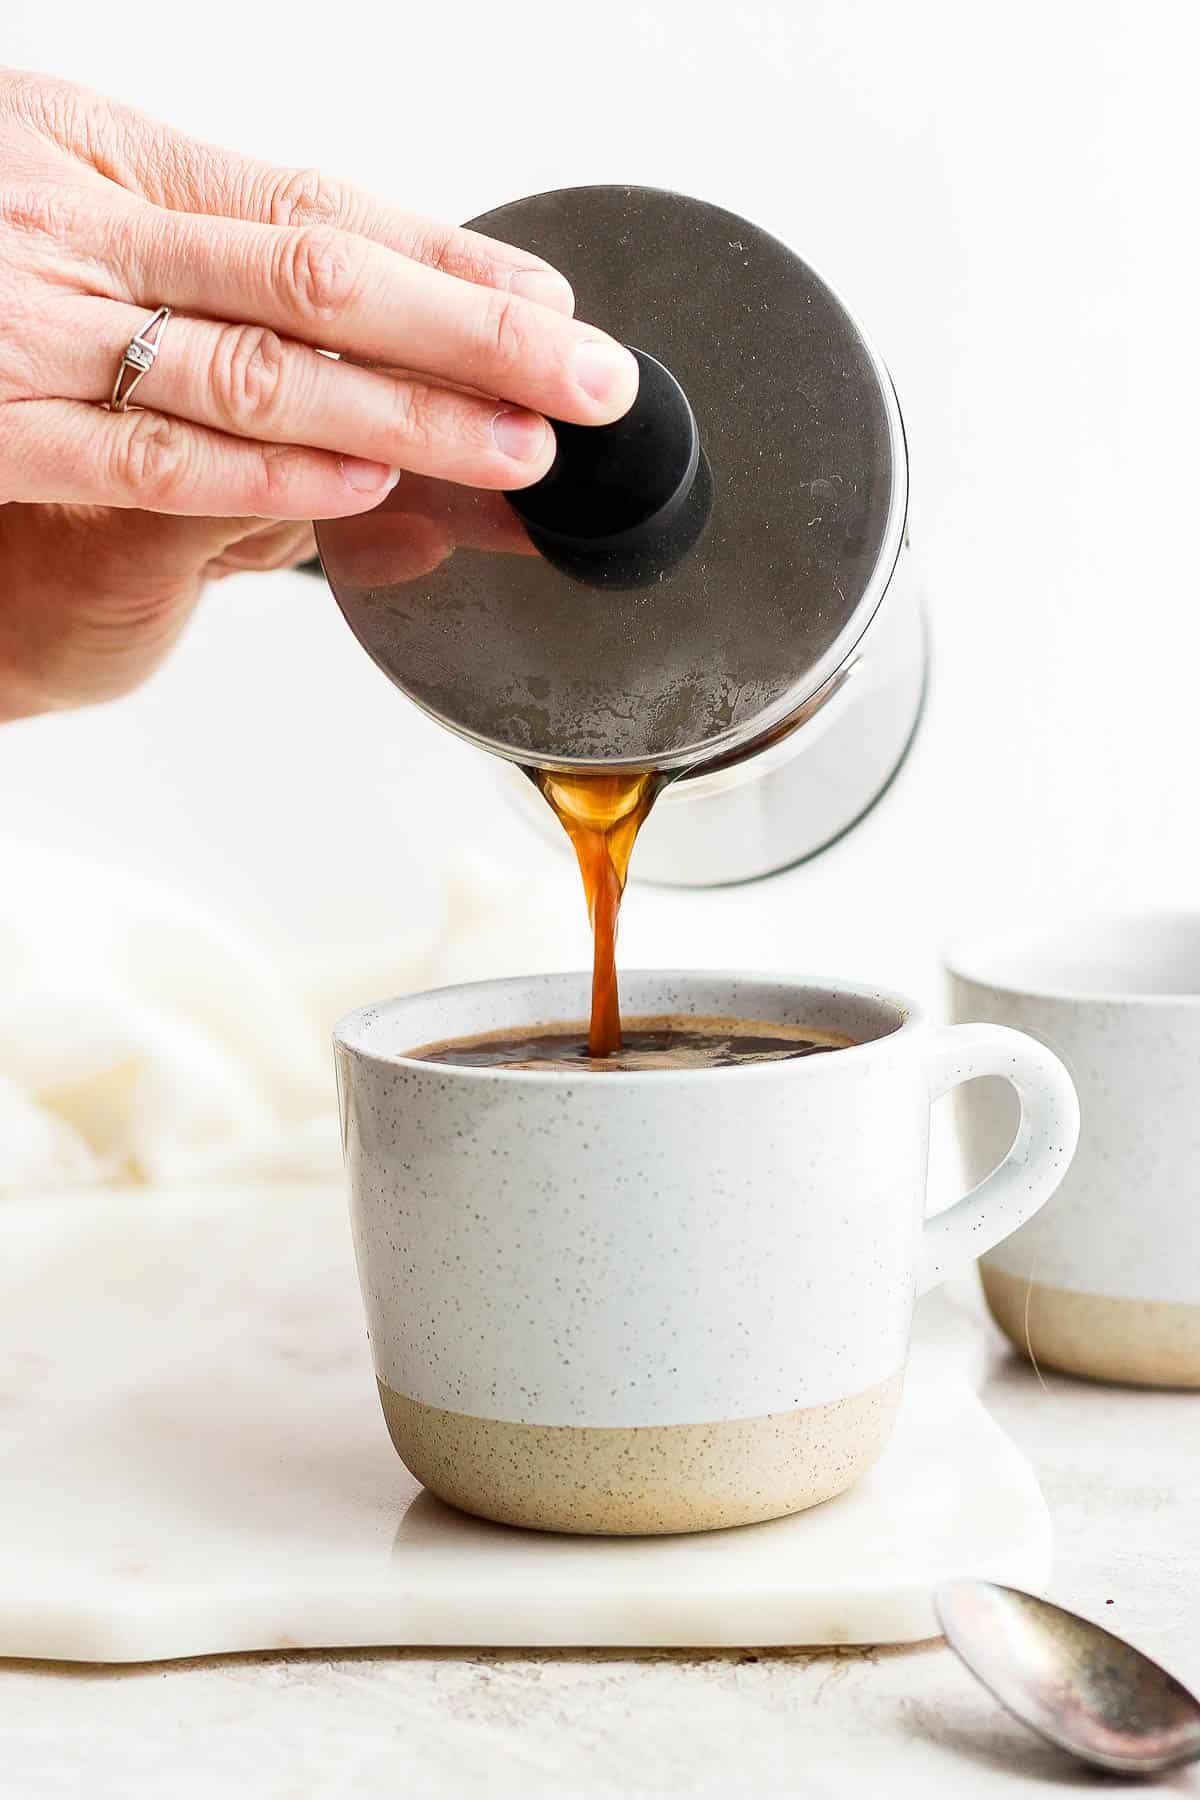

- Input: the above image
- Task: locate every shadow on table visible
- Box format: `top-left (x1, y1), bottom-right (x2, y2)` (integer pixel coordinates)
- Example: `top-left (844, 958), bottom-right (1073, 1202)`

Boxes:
top-left (905, 1695), bottom-right (1148, 1789)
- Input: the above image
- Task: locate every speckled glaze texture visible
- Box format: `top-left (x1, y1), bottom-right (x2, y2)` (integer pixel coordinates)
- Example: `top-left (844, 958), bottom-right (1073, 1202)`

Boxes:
top-left (335, 972), bottom-right (1076, 1531)
top-left (950, 916), bottom-right (1200, 1388)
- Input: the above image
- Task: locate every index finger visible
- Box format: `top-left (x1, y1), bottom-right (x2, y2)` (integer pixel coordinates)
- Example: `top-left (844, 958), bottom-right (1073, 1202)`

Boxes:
top-left (81, 92), bottom-right (575, 312)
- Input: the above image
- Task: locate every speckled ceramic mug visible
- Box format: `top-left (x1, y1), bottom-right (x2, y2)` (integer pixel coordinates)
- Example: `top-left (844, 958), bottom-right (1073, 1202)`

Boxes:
top-left (950, 917), bottom-right (1200, 1387)
top-left (334, 971), bottom-right (1078, 1534)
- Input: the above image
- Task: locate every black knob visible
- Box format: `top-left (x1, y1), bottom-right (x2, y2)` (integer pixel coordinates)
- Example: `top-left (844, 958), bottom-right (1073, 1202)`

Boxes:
top-left (505, 347), bottom-right (711, 590)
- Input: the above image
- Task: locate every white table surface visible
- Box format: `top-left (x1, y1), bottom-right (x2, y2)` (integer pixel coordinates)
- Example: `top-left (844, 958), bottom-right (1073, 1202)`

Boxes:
top-left (0, 1184), bottom-right (1049, 1667)
top-left (3, 1303), bottom-right (1198, 1799)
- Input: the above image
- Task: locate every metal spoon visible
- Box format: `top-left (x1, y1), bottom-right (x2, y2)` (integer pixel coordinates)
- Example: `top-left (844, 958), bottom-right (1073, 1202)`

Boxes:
top-left (934, 1580), bottom-right (1200, 1776)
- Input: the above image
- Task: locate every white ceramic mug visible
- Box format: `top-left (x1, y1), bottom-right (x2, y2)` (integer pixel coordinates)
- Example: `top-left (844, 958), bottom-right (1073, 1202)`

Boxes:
top-left (334, 971), bottom-right (1078, 1534)
top-left (949, 916), bottom-right (1200, 1387)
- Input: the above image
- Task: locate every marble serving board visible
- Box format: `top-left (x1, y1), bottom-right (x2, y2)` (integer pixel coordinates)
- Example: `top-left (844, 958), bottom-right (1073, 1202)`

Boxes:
top-left (0, 1182), bottom-right (1049, 1663)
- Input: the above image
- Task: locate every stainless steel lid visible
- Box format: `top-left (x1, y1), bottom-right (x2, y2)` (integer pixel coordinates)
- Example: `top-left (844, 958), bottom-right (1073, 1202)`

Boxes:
top-left (315, 185), bottom-right (907, 773)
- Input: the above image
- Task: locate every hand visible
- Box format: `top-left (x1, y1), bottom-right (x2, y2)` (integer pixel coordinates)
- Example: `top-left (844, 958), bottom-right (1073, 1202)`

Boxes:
top-left (0, 70), bottom-right (640, 717)
top-left (0, 481), bottom-right (531, 718)
top-left (0, 503), bottom-right (320, 715)
top-left (0, 71), bottom-right (637, 514)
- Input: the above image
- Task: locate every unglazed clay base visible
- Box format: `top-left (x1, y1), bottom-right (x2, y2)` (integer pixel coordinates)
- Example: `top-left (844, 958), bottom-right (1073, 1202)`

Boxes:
top-left (982, 1264), bottom-right (1200, 1387)
top-left (378, 1373), bottom-right (904, 1535)
top-left (0, 1182), bottom-right (1050, 1661)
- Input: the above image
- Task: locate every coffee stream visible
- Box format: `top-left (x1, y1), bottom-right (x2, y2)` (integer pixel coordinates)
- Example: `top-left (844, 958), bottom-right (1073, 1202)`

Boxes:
top-left (530, 768), bottom-right (666, 1056)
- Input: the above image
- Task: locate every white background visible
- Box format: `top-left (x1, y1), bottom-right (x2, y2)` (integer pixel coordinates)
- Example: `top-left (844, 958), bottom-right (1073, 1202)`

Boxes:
top-left (4, 0), bottom-right (1199, 1008)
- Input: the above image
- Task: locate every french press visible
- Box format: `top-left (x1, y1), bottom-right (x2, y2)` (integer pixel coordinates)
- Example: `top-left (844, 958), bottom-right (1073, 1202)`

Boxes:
top-left (315, 185), bottom-right (924, 885)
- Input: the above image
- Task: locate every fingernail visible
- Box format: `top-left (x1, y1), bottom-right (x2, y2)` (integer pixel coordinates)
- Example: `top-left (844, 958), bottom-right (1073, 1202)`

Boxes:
top-left (508, 268), bottom-right (575, 314)
top-left (341, 458), bottom-right (401, 494)
top-left (493, 408), bottom-right (550, 463)
top-left (575, 339), bottom-right (639, 408)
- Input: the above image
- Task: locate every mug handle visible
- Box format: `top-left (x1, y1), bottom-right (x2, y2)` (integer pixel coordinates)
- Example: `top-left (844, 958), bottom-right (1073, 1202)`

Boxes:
top-left (917, 1023), bottom-right (1079, 1296)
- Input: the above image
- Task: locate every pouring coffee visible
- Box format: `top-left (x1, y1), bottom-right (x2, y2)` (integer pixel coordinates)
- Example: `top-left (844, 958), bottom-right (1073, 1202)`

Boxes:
top-left (318, 190), bottom-right (1082, 1537)
top-left (316, 184), bottom-right (921, 1052)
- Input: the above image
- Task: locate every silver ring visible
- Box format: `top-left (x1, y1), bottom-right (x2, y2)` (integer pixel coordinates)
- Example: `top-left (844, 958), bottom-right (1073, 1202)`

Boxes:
top-left (109, 306), bottom-right (172, 412)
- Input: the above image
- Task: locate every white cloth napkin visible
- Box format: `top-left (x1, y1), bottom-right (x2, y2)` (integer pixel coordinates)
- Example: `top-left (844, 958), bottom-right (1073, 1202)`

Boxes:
top-left (0, 837), bottom-right (557, 1194)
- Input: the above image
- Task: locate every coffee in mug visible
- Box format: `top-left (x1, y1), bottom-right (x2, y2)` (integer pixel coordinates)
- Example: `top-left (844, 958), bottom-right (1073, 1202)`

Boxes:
top-left (409, 1014), bottom-right (854, 1072)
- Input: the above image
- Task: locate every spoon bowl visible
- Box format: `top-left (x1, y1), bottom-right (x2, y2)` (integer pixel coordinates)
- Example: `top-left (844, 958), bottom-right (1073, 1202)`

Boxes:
top-left (934, 1580), bottom-right (1200, 1776)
